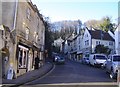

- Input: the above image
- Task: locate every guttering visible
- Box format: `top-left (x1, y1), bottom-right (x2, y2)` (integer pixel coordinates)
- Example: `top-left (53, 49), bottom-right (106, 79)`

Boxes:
top-left (11, 0), bottom-right (18, 32)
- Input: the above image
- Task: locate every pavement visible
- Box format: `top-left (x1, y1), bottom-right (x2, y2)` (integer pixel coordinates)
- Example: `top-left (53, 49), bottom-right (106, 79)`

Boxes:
top-left (2, 62), bottom-right (54, 87)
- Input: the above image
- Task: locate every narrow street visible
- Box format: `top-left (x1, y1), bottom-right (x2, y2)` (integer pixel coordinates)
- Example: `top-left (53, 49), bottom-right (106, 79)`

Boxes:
top-left (23, 59), bottom-right (116, 86)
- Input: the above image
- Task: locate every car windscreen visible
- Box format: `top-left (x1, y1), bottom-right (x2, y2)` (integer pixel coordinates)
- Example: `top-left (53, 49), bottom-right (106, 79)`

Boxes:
top-left (95, 55), bottom-right (106, 60)
top-left (113, 56), bottom-right (120, 61)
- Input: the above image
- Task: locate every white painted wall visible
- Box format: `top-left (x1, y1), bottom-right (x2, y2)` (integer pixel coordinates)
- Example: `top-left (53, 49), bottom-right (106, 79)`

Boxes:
top-left (77, 35), bottom-right (83, 54)
top-left (92, 39), bottom-right (115, 54)
top-left (83, 29), bottom-right (91, 48)
top-left (115, 27), bottom-right (120, 54)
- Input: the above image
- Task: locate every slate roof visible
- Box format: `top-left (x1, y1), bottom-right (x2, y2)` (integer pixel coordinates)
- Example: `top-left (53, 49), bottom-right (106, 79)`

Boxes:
top-left (88, 29), bottom-right (114, 41)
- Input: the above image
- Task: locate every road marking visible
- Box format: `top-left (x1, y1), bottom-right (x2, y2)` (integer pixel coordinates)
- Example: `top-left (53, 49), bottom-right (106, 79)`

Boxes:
top-left (34, 82), bottom-right (117, 86)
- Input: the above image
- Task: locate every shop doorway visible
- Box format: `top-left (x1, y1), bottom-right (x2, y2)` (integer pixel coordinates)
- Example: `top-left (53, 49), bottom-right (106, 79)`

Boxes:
top-left (1, 47), bottom-right (9, 78)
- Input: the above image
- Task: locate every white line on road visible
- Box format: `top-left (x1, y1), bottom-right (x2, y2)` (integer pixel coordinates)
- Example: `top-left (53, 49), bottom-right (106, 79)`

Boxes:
top-left (34, 82), bottom-right (117, 86)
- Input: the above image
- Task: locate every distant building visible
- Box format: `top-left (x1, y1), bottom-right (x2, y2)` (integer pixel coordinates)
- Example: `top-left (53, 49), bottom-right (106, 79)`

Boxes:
top-left (82, 28), bottom-right (115, 57)
top-left (63, 27), bottom-right (115, 61)
top-left (53, 37), bottom-right (64, 52)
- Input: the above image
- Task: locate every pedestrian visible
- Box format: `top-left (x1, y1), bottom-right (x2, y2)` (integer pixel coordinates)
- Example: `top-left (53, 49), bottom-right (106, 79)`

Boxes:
top-left (34, 55), bottom-right (40, 69)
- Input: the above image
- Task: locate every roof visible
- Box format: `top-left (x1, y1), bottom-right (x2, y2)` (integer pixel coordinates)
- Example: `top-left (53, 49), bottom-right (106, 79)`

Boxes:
top-left (65, 33), bottom-right (78, 41)
top-left (88, 29), bottom-right (114, 41)
top-left (54, 37), bottom-right (64, 43)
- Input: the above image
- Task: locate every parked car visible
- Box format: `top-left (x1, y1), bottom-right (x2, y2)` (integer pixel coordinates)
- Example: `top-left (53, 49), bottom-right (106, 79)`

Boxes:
top-left (52, 53), bottom-right (58, 62)
top-left (89, 54), bottom-right (107, 67)
top-left (102, 60), bottom-right (107, 68)
top-left (54, 56), bottom-right (65, 64)
top-left (82, 57), bottom-right (89, 64)
top-left (106, 54), bottom-right (120, 79)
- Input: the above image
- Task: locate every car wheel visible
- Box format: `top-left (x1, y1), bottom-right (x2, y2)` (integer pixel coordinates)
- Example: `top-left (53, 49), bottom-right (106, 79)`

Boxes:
top-left (110, 70), bottom-right (115, 79)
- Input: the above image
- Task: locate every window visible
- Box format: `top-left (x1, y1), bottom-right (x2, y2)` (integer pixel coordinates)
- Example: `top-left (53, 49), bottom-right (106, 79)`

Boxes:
top-left (26, 8), bottom-right (31, 20)
top-left (86, 34), bottom-right (88, 37)
top-left (37, 17), bottom-right (39, 28)
top-left (87, 40), bottom-right (89, 45)
top-left (18, 45), bottom-right (29, 68)
top-left (96, 41), bottom-right (98, 45)
top-left (79, 46), bottom-right (80, 50)
top-left (36, 34), bottom-right (38, 43)
top-left (25, 28), bottom-right (29, 40)
top-left (79, 38), bottom-right (80, 44)
top-left (113, 56), bottom-right (120, 61)
top-left (85, 40), bottom-right (89, 46)
top-left (109, 42), bottom-right (113, 46)
top-left (95, 55), bottom-right (107, 59)
top-left (99, 41), bottom-right (100, 44)
top-left (68, 43), bottom-right (70, 46)
top-left (84, 41), bottom-right (86, 45)
top-left (96, 41), bottom-right (100, 45)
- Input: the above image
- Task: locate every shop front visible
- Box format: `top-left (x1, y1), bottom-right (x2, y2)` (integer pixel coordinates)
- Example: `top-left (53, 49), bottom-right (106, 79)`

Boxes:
top-left (70, 51), bottom-right (77, 61)
top-left (16, 43), bottom-right (30, 76)
top-left (77, 51), bottom-right (83, 61)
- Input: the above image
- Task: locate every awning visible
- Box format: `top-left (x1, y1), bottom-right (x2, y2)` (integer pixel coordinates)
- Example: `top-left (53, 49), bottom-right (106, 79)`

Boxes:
top-left (70, 51), bottom-right (77, 54)
top-left (32, 45), bottom-right (39, 52)
top-left (77, 51), bottom-right (83, 54)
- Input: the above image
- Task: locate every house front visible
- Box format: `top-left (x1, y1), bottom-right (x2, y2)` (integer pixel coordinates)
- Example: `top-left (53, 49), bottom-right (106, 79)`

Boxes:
top-left (1, 0), bottom-right (45, 79)
top-left (53, 37), bottom-right (64, 52)
top-left (82, 28), bottom-right (115, 58)
top-left (82, 28), bottom-right (92, 58)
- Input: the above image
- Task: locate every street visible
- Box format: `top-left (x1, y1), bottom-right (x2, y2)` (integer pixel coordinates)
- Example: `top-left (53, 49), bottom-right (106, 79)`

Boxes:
top-left (21, 59), bottom-right (117, 87)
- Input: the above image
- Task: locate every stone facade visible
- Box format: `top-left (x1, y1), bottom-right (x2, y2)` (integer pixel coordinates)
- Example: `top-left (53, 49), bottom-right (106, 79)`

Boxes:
top-left (1, 0), bottom-right (45, 79)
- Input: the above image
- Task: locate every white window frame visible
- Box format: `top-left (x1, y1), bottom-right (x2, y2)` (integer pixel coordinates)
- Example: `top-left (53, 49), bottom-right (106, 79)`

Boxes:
top-left (18, 45), bottom-right (29, 68)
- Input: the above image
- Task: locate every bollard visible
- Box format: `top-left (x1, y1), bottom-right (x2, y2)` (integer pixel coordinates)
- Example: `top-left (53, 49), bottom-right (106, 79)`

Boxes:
top-left (117, 66), bottom-right (120, 87)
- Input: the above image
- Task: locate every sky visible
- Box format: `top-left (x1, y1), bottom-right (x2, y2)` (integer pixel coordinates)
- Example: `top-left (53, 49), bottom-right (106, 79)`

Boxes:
top-left (31, 0), bottom-right (119, 23)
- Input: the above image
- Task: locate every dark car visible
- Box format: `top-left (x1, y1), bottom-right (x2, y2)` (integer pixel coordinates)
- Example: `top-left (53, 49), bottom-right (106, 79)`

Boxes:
top-left (82, 57), bottom-right (89, 64)
top-left (55, 56), bottom-right (65, 64)
top-left (52, 53), bottom-right (58, 62)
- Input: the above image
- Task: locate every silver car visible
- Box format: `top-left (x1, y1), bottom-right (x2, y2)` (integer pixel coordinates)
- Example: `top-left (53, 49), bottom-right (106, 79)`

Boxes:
top-left (106, 54), bottom-right (120, 79)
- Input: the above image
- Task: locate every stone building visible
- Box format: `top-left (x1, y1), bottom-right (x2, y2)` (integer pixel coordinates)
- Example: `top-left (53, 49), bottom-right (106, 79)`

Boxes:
top-left (1, 0), bottom-right (45, 79)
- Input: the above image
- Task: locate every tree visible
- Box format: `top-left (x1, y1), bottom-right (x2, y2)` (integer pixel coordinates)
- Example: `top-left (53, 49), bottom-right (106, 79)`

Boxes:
top-left (99, 16), bottom-right (114, 32)
top-left (94, 44), bottom-right (111, 55)
top-left (84, 19), bottom-right (100, 29)
top-left (84, 16), bottom-right (115, 32)
top-left (44, 17), bottom-right (54, 58)
top-left (51, 20), bottom-right (82, 40)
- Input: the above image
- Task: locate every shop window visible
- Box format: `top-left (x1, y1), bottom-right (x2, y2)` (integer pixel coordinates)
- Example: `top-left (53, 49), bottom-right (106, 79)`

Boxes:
top-left (18, 45), bottom-right (28, 68)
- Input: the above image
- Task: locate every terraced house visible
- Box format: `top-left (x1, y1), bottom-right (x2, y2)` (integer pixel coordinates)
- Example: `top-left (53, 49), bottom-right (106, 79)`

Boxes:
top-left (63, 27), bottom-right (115, 61)
top-left (1, 0), bottom-right (45, 79)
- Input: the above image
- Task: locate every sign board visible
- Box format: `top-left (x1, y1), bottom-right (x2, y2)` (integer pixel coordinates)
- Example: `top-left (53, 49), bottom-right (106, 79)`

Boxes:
top-left (7, 68), bottom-right (13, 80)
